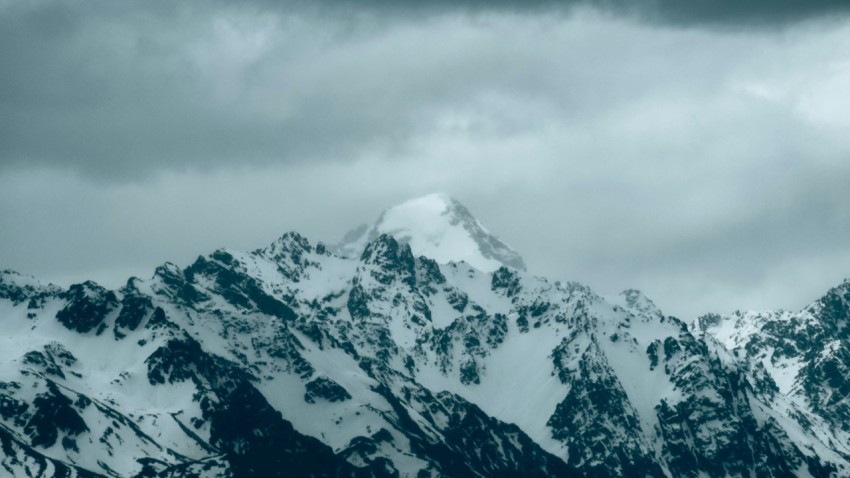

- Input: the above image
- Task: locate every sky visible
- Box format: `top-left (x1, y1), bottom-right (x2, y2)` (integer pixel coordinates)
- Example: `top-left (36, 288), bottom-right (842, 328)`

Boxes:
top-left (2, 0), bottom-right (850, 320)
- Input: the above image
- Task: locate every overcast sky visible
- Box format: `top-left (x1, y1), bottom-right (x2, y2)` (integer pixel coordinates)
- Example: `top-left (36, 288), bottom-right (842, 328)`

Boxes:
top-left (2, 0), bottom-right (850, 320)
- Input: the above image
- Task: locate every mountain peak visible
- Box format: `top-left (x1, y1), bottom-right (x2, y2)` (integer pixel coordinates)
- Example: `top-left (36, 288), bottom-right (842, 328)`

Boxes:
top-left (333, 193), bottom-right (526, 272)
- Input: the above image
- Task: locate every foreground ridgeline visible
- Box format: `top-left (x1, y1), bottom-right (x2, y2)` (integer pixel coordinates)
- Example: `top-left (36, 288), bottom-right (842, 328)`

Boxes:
top-left (1, 196), bottom-right (849, 477)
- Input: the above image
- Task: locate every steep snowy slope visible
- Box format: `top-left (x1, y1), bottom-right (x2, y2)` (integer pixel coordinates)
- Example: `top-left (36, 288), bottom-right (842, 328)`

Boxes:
top-left (333, 193), bottom-right (526, 272)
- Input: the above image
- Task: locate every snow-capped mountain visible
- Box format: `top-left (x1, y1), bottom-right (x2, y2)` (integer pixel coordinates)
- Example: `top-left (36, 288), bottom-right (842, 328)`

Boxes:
top-left (1, 195), bottom-right (849, 477)
top-left (333, 193), bottom-right (527, 272)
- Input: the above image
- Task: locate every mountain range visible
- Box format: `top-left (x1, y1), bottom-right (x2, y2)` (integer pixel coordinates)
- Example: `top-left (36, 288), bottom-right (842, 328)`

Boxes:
top-left (1, 193), bottom-right (848, 477)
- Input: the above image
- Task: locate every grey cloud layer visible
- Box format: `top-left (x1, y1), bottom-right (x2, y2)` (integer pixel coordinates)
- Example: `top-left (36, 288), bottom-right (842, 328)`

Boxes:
top-left (303, 0), bottom-right (850, 27)
top-left (0, 2), bottom-right (396, 177)
top-left (3, 2), bottom-right (544, 177)
top-left (3, 0), bottom-right (850, 179)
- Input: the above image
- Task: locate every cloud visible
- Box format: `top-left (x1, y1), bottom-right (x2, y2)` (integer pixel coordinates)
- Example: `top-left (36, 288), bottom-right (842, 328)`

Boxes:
top-left (0, 2), bottom-right (350, 178)
top-left (285, 0), bottom-right (850, 27)
top-left (638, 0), bottom-right (850, 27)
top-left (1, 1), bottom-right (537, 178)
top-left (2, 0), bottom-right (850, 180)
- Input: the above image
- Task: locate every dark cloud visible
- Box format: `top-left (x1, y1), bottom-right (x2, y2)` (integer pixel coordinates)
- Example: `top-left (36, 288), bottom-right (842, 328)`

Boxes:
top-left (2, 0), bottom-right (849, 180)
top-left (630, 0), bottom-right (850, 27)
top-left (289, 0), bottom-right (850, 27)
top-left (1, 1), bottom-right (546, 179)
top-left (0, 1), bottom-right (397, 178)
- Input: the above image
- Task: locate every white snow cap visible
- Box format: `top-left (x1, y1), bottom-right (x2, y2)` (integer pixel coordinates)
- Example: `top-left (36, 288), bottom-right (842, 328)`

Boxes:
top-left (334, 193), bottom-right (526, 272)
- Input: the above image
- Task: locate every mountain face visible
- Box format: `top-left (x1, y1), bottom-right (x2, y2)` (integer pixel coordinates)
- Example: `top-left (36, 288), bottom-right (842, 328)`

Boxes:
top-left (333, 193), bottom-right (527, 272)
top-left (693, 280), bottom-right (850, 471)
top-left (0, 197), bottom-right (849, 477)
